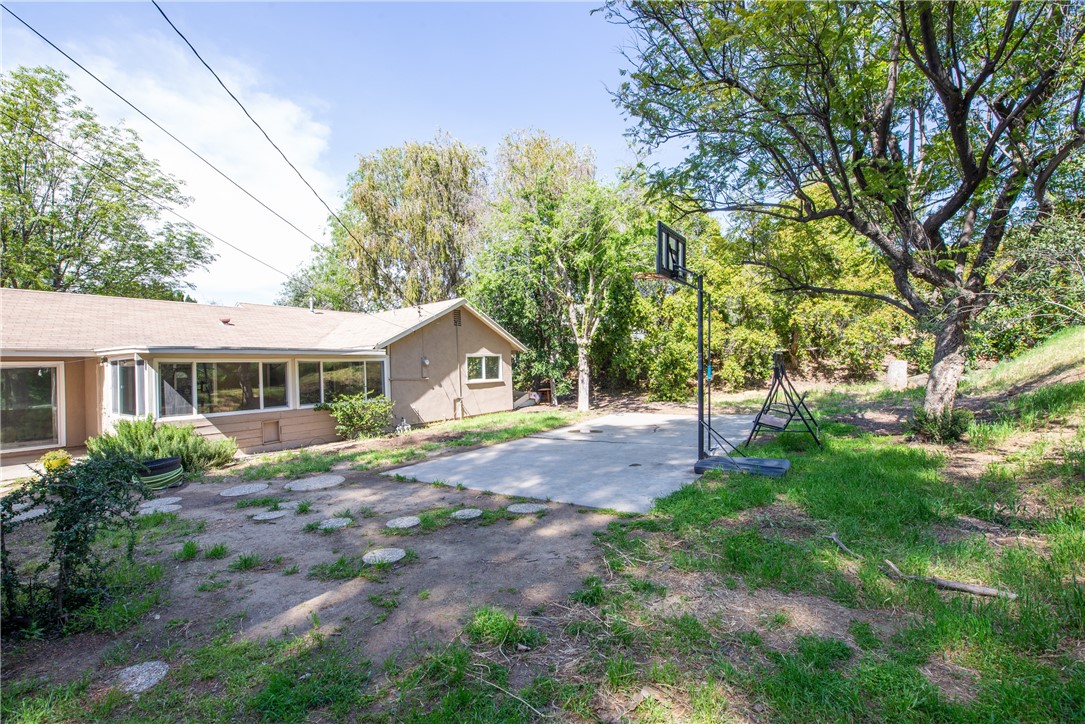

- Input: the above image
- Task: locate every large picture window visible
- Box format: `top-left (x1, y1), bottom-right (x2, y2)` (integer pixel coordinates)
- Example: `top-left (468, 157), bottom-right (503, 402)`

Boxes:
top-left (1, 365), bottom-right (60, 451)
top-left (296, 360), bottom-right (384, 406)
top-left (467, 354), bottom-right (502, 382)
top-left (158, 361), bottom-right (289, 417)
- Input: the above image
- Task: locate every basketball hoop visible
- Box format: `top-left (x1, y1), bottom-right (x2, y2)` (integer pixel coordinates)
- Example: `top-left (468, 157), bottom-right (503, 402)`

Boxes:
top-left (632, 272), bottom-right (670, 282)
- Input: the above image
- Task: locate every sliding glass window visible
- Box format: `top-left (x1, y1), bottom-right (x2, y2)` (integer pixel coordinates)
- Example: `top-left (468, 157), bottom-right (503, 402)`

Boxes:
top-left (296, 360), bottom-right (384, 406)
top-left (158, 361), bottom-right (289, 417)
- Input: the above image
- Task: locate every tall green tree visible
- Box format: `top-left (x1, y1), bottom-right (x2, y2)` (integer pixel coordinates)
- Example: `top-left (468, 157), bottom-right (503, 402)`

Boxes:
top-left (470, 131), bottom-right (648, 411)
top-left (611, 1), bottom-right (1085, 415)
top-left (298, 133), bottom-right (486, 310)
top-left (0, 67), bottom-right (214, 299)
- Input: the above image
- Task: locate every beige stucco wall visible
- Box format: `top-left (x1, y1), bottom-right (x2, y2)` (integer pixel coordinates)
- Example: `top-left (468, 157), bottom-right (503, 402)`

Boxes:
top-left (387, 308), bottom-right (515, 424)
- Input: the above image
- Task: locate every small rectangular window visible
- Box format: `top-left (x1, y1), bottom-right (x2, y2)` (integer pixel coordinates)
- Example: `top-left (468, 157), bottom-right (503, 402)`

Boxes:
top-left (467, 354), bottom-right (501, 382)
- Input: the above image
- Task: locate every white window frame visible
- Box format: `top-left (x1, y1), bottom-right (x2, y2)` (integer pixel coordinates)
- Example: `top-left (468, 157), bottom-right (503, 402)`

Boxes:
top-left (295, 359), bottom-right (386, 408)
top-left (155, 360), bottom-right (291, 419)
top-left (466, 354), bottom-right (502, 383)
top-left (0, 361), bottom-right (66, 452)
top-left (110, 357), bottom-right (148, 418)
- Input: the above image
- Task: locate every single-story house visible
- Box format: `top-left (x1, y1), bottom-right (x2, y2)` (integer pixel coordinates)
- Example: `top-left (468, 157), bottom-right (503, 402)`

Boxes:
top-left (0, 288), bottom-right (526, 460)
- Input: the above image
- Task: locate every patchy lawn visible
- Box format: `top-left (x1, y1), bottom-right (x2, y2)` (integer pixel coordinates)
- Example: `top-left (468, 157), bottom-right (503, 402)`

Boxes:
top-left (3, 339), bottom-right (1083, 722)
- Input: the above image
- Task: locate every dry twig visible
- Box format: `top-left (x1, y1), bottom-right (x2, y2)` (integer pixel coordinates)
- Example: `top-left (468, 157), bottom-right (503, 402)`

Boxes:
top-left (881, 559), bottom-right (1018, 600)
top-left (824, 532), bottom-right (865, 559)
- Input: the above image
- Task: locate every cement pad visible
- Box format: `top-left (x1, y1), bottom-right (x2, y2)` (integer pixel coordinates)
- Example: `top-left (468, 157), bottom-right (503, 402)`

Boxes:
top-left (385, 413), bottom-right (755, 513)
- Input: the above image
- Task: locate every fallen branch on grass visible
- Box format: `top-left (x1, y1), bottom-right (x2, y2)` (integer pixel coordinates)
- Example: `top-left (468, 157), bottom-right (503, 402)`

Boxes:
top-left (881, 559), bottom-right (1018, 600)
top-left (825, 533), bottom-right (865, 560)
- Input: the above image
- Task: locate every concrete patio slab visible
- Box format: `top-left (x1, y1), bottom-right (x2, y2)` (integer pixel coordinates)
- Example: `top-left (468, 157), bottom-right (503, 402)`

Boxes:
top-left (385, 413), bottom-right (755, 513)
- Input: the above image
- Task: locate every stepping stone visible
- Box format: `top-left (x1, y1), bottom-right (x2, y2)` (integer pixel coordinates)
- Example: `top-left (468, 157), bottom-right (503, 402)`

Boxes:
top-left (140, 497), bottom-right (182, 508)
top-left (252, 511), bottom-right (287, 521)
top-left (117, 660), bottom-right (169, 694)
top-left (279, 500), bottom-right (307, 511)
top-left (385, 516), bottom-right (420, 530)
top-left (139, 505), bottom-right (181, 515)
top-left (284, 474), bottom-right (344, 492)
top-left (451, 508), bottom-right (483, 520)
top-left (10, 507), bottom-right (47, 523)
top-left (507, 503), bottom-right (548, 514)
top-left (318, 517), bottom-right (351, 531)
top-left (11, 502), bottom-right (31, 513)
top-left (363, 548), bottom-right (406, 565)
top-left (219, 483), bottom-right (269, 497)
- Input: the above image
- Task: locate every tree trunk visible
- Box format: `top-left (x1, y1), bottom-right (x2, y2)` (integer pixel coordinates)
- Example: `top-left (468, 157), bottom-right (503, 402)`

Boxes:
top-left (576, 343), bottom-right (590, 412)
top-left (923, 310), bottom-right (968, 415)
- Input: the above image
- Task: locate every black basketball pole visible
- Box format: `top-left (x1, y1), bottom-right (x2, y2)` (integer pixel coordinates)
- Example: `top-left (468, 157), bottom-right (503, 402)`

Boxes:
top-left (697, 273), bottom-right (705, 460)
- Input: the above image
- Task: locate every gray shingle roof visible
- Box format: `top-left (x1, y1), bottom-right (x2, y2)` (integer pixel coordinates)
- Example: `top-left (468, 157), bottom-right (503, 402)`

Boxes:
top-left (0, 289), bottom-right (523, 355)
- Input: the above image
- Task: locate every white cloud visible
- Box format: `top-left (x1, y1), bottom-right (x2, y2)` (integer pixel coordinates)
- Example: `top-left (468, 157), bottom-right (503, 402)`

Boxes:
top-left (3, 18), bottom-right (336, 305)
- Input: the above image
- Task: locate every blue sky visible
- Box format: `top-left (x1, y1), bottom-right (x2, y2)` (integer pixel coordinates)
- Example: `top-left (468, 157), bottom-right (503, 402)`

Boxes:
top-left (2, 2), bottom-right (641, 304)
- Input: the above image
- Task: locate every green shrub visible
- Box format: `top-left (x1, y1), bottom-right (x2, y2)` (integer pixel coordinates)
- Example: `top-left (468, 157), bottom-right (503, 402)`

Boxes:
top-left (317, 394), bottom-right (395, 439)
top-left (86, 417), bottom-right (236, 475)
top-left (908, 406), bottom-right (974, 443)
top-left (0, 453), bottom-right (149, 635)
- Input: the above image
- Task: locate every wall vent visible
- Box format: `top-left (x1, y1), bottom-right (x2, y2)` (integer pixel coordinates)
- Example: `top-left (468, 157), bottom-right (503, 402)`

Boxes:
top-left (453, 309), bottom-right (462, 327)
top-left (262, 420), bottom-right (281, 445)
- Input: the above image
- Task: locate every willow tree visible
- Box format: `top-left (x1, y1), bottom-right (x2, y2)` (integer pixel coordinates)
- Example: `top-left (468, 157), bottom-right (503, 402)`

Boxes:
top-left (610, 1), bottom-right (1085, 414)
top-left (305, 133), bottom-right (486, 310)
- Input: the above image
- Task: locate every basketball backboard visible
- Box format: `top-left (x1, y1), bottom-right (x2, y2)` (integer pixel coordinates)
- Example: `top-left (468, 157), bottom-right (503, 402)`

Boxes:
top-left (656, 221), bottom-right (687, 283)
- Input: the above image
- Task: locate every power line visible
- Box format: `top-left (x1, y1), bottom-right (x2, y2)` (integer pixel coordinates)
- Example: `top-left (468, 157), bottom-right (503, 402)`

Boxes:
top-left (0, 108), bottom-right (410, 330)
top-left (1, 3), bottom-right (328, 254)
top-left (149, 1), bottom-right (405, 301)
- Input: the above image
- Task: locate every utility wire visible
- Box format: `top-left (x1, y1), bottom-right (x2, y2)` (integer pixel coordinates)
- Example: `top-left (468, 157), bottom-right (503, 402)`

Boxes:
top-left (1, 109), bottom-right (410, 330)
top-left (149, 1), bottom-right (405, 300)
top-left (1, 4), bottom-right (328, 254)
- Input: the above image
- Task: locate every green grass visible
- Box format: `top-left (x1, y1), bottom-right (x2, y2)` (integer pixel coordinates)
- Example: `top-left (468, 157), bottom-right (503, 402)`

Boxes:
top-left (2, 631), bottom-right (375, 722)
top-left (174, 540), bottom-right (200, 561)
top-left (963, 325), bottom-right (1085, 393)
top-left (464, 606), bottom-right (546, 650)
top-left (204, 543), bottom-right (230, 560)
top-left (581, 421), bottom-right (1085, 721)
top-left (241, 449), bottom-right (347, 480)
top-left (65, 561), bottom-right (164, 634)
top-left (234, 496), bottom-right (284, 510)
top-left (968, 381), bottom-right (1085, 449)
top-left (308, 555), bottom-right (384, 582)
top-left (229, 553), bottom-right (263, 571)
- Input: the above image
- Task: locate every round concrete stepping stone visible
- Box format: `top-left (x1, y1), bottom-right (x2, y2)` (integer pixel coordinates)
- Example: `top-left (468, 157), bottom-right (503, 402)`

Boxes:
top-left (318, 517), bottom-right (351, 531)
top-left (139, 504), bottom-right (181, 515)
top-left (284, 474), bottom-right (344, 492)
top-left (451, 508), bottom-right (483, 520)
top-left (385, 515), bottom-right (420, 530)
top-left (10, 507), bottom-right (48, 523)
top-left (507, 503), bottom-right (548, 514)
top-left (279, 500), bottom-right (306, 511)
top-left (219, 483), bottom-right (269, 497)
top-left (140, 496), bottom-right (182, 508)
top-left (117, 660), bottom-right (169, 694)
top-left (252, 510), bottom-right (287, 521)
top-left (363, 548), bottom-right (406, 565)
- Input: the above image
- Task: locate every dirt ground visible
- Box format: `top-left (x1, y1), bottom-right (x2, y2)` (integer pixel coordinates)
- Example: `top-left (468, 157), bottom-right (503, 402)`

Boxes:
top-left (2, 468), bottom-right (617, 687)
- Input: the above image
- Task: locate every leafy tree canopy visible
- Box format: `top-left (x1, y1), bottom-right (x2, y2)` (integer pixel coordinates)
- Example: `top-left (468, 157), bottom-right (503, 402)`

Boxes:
top-left (289, 132), bottom-right (487, 311)
top-left (610, 1), bottom-right (1085, 413)
top-left (0, 66), bottom-right (214, 300)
